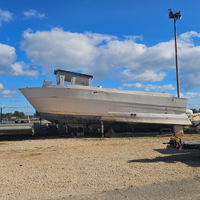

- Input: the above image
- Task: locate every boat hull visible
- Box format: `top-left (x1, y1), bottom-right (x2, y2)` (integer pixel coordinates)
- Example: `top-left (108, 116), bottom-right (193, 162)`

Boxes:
top-left (19, 86), bottom-right (191, 126)
top-left (37, 112), bottom-right (191, 127)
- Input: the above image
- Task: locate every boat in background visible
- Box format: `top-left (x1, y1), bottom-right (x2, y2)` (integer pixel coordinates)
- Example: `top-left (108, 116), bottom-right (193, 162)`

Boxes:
top-left (19, 69), bottom-right (191, 128)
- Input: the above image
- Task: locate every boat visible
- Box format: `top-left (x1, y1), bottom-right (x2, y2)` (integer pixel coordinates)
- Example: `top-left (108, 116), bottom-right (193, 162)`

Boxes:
top-left (19, 69), bottom-right (191, 128)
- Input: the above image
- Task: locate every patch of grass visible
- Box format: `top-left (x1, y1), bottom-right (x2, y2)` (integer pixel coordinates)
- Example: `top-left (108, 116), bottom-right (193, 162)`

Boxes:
top-left (124, 136), bottom-right (152, 140)
top-left (125, 137), bottom-right (137, 140)
top-left (97, 137), bottom-right (106, 141)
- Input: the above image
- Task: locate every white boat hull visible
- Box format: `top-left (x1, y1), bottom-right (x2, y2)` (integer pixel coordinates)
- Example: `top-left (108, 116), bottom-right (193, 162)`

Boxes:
top-left (19, 85), bottom-right (191, 126)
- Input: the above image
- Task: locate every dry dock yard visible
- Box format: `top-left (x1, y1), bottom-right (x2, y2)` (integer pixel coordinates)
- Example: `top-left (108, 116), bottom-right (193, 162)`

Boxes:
top-left (0, 134), bottom-right (200, 200)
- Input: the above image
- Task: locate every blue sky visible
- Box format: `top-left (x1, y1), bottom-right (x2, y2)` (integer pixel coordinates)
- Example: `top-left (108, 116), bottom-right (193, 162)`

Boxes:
top-left (1, 0), bottom-right (200, 115)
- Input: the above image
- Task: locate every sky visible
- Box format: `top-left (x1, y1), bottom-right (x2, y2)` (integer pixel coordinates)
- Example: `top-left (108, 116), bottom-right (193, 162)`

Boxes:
top-left (1, 0), bottom-right (200, 115)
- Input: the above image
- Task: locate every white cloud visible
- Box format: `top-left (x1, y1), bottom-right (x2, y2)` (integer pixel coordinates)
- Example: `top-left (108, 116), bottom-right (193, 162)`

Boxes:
top-left (0, 87), bottom-right (17, 98)
top-left (10, 99), bottom-right (17, 102)
top-left (20, 28), bottom-right (154, 82)
top-left (179, 31), bottom-right (200, 42)
top-left (0, 43), bottom-right (39, 77)
top-left (188, 104), bottom-right (200, 108)
top-left (23, 9), bottom-right (46, 19)
top-left (0, 8), bottom-right (12, 26)
top-left (186, 93), bottom-right (200, 98)
top-left (169, 93), bottom-right (185, 98)
top-left (1, 95), bottom-right (12, 98)
top-left (123, 82), bottom-right (175, 92)
top-left (20, 29), bottom-right (200, 91)
top-left (11, 62), bottom-right (39, 76)
top-left (0, 83), bottom-right (4, 89)
top-left (144, 84), bottom-right (175, 92)
top-left (0, 90), bottom-right (17, 95)
top-left (0, 43), bottom-right (16, 68)
top-left (124, 35), bottom-right (143, 41)
top-left (85, 32), bottom-right (117, 43)
top-left (123, 83), bottom-right (144, 88)
top-left (121, 69), bottom-right (167, 82)
top-left (21, 28), bottom-right (112, 72)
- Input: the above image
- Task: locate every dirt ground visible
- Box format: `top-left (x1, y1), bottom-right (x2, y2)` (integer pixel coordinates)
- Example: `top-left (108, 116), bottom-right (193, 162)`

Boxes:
top-left (0, 134), bottom-right (200, 200)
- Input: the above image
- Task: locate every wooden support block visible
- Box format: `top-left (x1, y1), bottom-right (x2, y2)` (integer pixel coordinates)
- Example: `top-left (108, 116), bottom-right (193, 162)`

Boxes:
top-left (101, 121), bottom-right (104, 137)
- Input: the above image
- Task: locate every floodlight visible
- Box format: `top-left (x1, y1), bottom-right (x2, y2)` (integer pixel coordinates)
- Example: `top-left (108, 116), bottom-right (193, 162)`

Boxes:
top-left (168, 9), bottom-right (172, 14)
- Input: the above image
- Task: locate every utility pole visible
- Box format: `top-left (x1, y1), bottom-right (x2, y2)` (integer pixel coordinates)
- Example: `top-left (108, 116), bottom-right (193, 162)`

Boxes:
top-left (28, 101), bottom-right (29, 121)
top-left (1, 106), bottom-right (4, 124)
top-left (168, 9), bottom-right (182, 98)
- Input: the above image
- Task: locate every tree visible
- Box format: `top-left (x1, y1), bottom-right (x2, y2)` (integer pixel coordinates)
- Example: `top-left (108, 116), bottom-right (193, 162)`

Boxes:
top-left (12, 111), bottom-right (25, 118)
top-left (12, 111), bottom-right (19, 117)
top-left (2, 113), bottom-right (12, 118)
top-left (19, 112), bottom-right (25, 118)
top-left (191, 109), bottom-right (198, 114)
top-left (34, 111), bottom-right (40, 117)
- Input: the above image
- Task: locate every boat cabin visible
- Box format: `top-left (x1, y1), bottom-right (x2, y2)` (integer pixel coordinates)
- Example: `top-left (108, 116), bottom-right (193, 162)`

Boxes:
top-left (54, 69), bottom-right (93, 86)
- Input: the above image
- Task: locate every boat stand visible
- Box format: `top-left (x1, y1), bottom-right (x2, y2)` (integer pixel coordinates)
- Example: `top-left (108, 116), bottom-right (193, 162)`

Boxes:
top-left (101, 120), bottom-right (104, 137)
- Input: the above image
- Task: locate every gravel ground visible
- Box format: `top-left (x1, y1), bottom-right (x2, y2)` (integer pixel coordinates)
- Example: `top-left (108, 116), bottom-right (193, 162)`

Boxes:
top-left (0, 134), bottom-right (200, 200)
top-left (58, 177), bottom-right (200, 200)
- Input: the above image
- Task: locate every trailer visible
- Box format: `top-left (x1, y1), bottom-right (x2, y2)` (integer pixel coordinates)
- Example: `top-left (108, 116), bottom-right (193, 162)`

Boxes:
top-left (164, 136), bottom-right (200, 150)
top-left (0, 123), bottom-right (39, 136)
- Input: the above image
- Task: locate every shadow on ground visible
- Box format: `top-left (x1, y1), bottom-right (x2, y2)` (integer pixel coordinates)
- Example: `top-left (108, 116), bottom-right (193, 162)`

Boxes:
top-left (0, 134), bottom-right (70, 142)
top-left (128, 148), bottom-right (200, 167)
top-left (52, 177), bottom-right (200, 200)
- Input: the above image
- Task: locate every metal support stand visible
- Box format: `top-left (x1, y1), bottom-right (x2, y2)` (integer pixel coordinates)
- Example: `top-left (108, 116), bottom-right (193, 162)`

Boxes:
top-left (40, 115), bottom-right (42, 134)
top-left (101, 120), bottom-right (104, 137)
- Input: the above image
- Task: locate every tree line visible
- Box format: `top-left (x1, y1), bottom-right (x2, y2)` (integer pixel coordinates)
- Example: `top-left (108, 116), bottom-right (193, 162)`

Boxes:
top-left (2, 111), bottom-right (40, 118)
top-left (190, 109), bottom-right (200, 114)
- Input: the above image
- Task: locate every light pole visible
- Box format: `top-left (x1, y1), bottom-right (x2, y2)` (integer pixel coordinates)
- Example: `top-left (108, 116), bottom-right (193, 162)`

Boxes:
top-left (1, 106), bottom-right (4, 124)
top-left (168, 9), bottom-right (182, 98)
